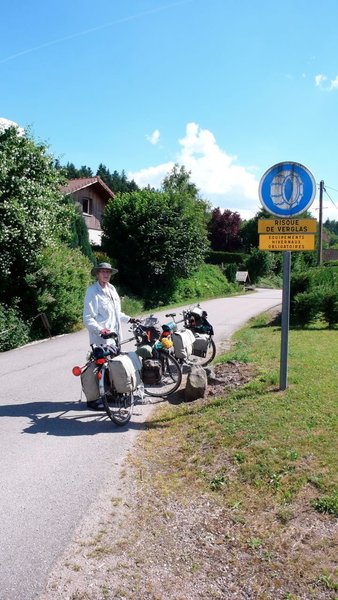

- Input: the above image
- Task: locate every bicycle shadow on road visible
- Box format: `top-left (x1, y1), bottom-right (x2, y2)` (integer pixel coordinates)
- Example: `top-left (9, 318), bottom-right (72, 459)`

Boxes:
top-left (0, 400), bottom-right (149, 436)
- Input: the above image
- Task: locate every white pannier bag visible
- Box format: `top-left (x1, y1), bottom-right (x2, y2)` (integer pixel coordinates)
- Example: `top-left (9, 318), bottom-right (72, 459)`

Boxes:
top-left (81, 362), bottom-right (100, 402)
top-left (173, 329), bottom-right (195, 360)
top-left (191, 305), bottom-right (204, 319)
top-left (192, 333), bottom-right (209, 357)
top-left (108, 352), bottom-right (142, 393)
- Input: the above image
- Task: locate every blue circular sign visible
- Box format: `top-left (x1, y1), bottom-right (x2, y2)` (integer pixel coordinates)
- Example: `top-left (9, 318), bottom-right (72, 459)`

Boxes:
top-left (259, 162), bottom-right (316, 217)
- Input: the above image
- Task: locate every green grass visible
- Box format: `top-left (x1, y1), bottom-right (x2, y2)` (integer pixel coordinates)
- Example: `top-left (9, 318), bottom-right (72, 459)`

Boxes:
top-left (120, 263), bottom-right (242, 316)
top-left (132, 311), bottom-right (338, 596)
top-left (150, 316), bottom-right (338, 504)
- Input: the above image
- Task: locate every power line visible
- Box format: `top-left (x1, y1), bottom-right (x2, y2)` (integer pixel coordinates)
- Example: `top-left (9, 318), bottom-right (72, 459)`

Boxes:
top-left (323, 187), bottom-right (338, 211)
top-left (323, 185), bottom-right (338, 193)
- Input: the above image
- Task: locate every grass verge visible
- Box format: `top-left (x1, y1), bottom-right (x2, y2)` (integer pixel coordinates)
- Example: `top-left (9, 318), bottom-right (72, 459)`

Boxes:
top-left (130, 312), bottom-right (337, 599)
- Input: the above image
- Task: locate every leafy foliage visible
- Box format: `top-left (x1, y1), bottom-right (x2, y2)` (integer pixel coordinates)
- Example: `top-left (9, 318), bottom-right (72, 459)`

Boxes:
top-left (224, 263), bottom-right (238, 283)
top-left (240, 209), bottom-right (270, 252)
top-left (61, 162), bottom-right (93, 178)
top-left (0, 301), bottom-right (30, 351)
top-left (206, 250), bottom-right (248, 266)
top-left (102, 170), bottom-right (209, 301)
top-left (245, 249), bottom-right (275, 283)
top-left (169, 264), bottom-right (237, 305)
top-left (292, 290), bottom-right (324, 327)
top-left (68, 202), bottom-right (95, 263)
top-left (208, 207), bottom-right (242, 251)
top-left (96, 164), bottom-right (139, 193)
top-left (25, 245), bottom-right (92, 335)
top-left (0, 126), bottom-right (74, 306)
top-left (321, 291), bottom-right (338, 328)
top-left (290, 266), bottom-right (338, 326)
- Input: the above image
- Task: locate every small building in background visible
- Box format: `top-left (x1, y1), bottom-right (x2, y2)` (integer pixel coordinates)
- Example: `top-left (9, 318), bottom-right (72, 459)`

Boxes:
top-left (62, 177), bottom-right (115, 245)
top-left (323, 248), bottom-right (338, 262)
top-left (235, 271), bottom-right (252, 288)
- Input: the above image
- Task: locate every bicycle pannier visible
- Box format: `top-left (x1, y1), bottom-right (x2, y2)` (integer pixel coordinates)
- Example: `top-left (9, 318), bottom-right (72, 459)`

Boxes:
top-left (173, 329), bottom-right (195, 360)
top-left (141, 359), bottom-right (162, 385)
top-left (81, 362), bottom-right (100, 402)
top-left (162, 321), bottom-right (177, 333)
top-left (191, 305), bottom-right (204, 319)
top-left (192, 334), bottom-right (209, 357)
top-left (136, 344), bottom-right (153, 359)
top-left (108, 352), bottom-right (142, 393)
top-left (139, 316), bottom-right (162, 343)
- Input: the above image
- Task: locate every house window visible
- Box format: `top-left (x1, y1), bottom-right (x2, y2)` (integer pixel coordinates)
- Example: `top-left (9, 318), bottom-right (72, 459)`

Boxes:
top-left (81, 197), bottom-right (91, 215)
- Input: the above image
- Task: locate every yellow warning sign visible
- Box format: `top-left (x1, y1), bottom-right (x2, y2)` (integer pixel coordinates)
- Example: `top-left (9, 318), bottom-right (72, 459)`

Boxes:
top-left (258, 218), bottom-right (317, 234)
top-left (259, 234), bottom-right (315, 251)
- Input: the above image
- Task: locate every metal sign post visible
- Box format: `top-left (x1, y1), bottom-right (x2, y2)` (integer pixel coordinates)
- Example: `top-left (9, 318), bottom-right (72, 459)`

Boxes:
top-left (280, 251), bottom-right (291, 390)
top-left (258, 162), bottom-right (316, 391)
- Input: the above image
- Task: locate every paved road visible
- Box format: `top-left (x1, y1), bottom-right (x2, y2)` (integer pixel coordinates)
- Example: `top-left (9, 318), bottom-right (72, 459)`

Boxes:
top-left (0, 288), bottom-right (281, 600)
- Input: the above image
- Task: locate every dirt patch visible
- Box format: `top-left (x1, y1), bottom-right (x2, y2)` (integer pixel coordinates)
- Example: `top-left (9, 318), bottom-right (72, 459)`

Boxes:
top-left (40, 362), bottom-right (337, 600)
top-left (206, 360), bottom-right (255, 398)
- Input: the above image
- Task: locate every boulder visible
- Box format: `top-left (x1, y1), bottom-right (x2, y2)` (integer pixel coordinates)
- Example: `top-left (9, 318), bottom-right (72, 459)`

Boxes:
top-left (185, 365), bottom-right (208, 402)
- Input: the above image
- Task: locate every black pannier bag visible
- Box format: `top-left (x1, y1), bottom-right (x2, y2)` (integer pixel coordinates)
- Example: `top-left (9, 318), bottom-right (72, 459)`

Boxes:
top-left (141, 359), bottom-right (162, 385)
top-left (192, 320), bottom-right (214, 336)
top-left (192, 334), bottom-right (209, 357)
top-left (139, 316), bottom-right (162, 344)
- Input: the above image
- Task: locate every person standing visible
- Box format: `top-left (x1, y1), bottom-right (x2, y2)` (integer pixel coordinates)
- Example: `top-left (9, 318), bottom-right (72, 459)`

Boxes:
top-left (82, 262), bottom-right (134, 410)
top-left (83, 262), bottom-right (132, 347)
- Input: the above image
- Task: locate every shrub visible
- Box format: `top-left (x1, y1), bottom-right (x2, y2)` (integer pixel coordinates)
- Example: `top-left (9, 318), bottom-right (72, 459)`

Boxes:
top-left (290, 272), bottom-right (312, 301)
top-left (205, 250), bottom-right (248, 266)
top-left (292, 290), bottom-right (323, 327)
top-left (224, 263), bottom-right (237, 283)
top-left (168, 264), bottom-right (237, 306)
top-left (322, 291), bottom-right (338, 328)
top-left (0, 302), bottom-right (30, 351)
top-left (25, 245), bottom-right (92, 336)
top-left (246, 249), bottom-right (275, 283)
top-left (102, 188), bottom-right (209, 297)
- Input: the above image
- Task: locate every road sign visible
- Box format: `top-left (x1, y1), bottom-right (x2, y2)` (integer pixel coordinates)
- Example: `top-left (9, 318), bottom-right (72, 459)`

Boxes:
top-left (259, 233), bottom-right (315, 251)
top-left (258, 218), bottom-right (317, 234)
top-left (259, 162), bottom-right (316, 217)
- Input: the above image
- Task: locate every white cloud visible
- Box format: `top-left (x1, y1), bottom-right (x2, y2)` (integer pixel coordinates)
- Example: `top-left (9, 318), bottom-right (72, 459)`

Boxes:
top-left (315, 74), bottom-right (327, 87)
top-left (315, 73), bottom-right (338, 91)
top-left (129, 161), bottom-right (174, 190)
top-left (129, 122), bottom-right (260, 219)
top-left (0, 117), bottom-right (25, 136)
top-left (146, 129), bottom-right (160, 145)
top-left (330, 75), bottom-right (338, 89)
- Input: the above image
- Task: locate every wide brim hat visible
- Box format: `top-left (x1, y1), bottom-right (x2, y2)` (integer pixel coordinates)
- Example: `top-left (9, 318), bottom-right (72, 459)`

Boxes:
top-left (91, 262), bottom-right (118, 277)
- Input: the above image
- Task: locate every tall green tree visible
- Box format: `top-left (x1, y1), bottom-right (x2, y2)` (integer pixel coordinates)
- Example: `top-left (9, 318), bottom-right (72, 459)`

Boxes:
top-left (0, 127), bottom-right (74, 304)
top-left (97, 166), bottom-right (139, 193)
top-left (102, 170), bottom-right (209, 301)
top-left (61, 162), bottom-right (93, 179)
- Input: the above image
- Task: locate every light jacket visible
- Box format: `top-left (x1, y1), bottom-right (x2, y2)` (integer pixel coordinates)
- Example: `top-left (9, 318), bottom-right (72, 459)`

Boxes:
top-left (83, 281), bottom-right (130, 347)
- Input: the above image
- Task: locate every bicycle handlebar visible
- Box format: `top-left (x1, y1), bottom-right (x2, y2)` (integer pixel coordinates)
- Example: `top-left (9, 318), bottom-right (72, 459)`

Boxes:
top-left (100, 331), bottom-right (119, 340)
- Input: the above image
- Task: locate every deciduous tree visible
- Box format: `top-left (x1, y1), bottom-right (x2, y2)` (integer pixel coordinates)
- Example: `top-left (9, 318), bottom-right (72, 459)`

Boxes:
top-left (102, 167), bottom-right (209, 302)
top-left (208, 208), bottom-right (242, 251)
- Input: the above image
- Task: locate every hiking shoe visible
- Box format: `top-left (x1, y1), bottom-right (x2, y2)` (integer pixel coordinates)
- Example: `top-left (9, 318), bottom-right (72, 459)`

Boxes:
top-left (86, 400), bottom-right (104, 411)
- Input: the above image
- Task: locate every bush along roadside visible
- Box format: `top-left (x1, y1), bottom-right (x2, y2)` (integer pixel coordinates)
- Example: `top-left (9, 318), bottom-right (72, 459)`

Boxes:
top-left (290, 266), bottom-right (338, 327)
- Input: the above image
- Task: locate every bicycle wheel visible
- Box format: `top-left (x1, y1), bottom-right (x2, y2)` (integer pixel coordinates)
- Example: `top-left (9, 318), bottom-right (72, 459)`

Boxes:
top-left (102, 391), bottom-right (134, 426)
top-left (143, 352), bottom-right (182, 398)
top-left (188, 337), bottom-right (216, 367)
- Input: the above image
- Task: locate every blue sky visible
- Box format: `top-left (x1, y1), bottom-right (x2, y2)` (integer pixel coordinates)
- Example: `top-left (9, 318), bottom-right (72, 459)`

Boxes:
top-left (1, 0), bottom-right (338, 220)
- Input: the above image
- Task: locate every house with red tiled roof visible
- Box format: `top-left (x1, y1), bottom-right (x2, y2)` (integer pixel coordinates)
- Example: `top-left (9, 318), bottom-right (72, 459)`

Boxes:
top-left (62, 177), bottom-right (115, 245)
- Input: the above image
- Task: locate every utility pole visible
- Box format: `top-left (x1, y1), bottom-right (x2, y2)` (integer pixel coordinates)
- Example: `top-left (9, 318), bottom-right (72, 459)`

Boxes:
top-left (317, 180), bottom-right (324, 266)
